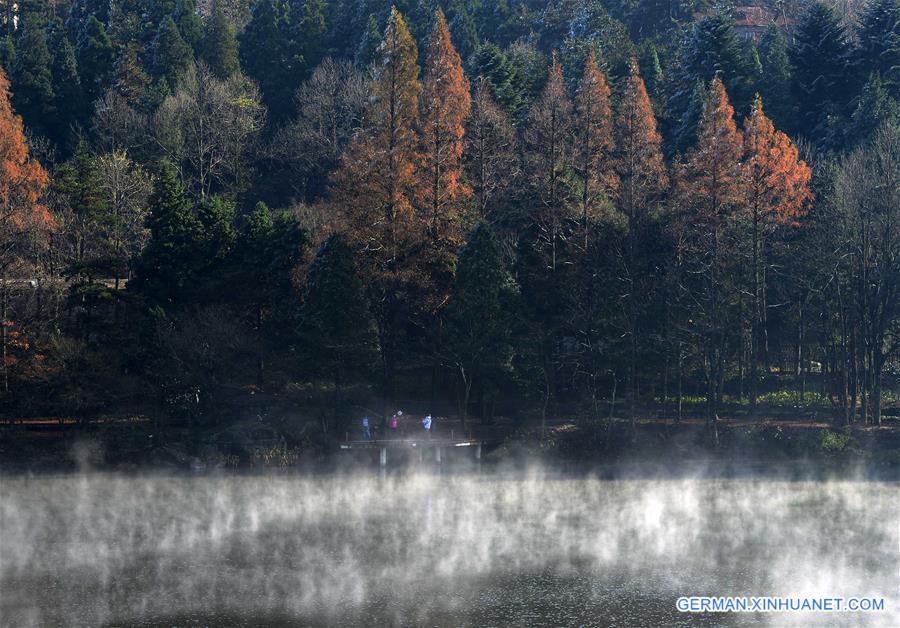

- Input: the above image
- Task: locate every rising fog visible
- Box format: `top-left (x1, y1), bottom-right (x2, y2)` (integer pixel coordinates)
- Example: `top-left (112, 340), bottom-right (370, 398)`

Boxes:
top-left (1, 469), bottom-right (896, 626)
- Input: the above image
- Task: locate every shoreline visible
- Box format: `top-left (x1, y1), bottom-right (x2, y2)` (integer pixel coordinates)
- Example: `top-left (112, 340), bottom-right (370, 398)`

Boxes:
top-left (2, 437), bottom-right (897, 481)
top-left (3, 409), bottom-right (898, 479)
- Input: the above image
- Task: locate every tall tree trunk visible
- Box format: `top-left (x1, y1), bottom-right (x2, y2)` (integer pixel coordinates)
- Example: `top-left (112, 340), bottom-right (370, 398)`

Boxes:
top-left (873, 352), bottom-right (884, 426)
top-left (798, 300), bottom-right (806, 404)
top-left (458, 365), bottom-right (471, 428)
top-left (750, 209), bottom-right (759, 411)
top-left (662, 336), bottom-right (670, 421)
top-left (850, 327), bottom-right (858, 423)
top-left (607, 372), bottom-right (616, 450)
top-left (1, 281), bottom-right (7, 396)
top-left (628, 206), bottom-right (638, 441)
top-left (676, 345), bottom-right (683, 423)
top-left (541, 367), bottom-right (550, 441)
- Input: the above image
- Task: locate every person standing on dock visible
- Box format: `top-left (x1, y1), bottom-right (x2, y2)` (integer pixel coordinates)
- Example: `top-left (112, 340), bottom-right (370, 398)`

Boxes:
top-left (422, 415), bottom-right (432, 439)
top-left (362, 416), bottom-right (372, 441)
top-left (389, 411), bottom-right (401, 438)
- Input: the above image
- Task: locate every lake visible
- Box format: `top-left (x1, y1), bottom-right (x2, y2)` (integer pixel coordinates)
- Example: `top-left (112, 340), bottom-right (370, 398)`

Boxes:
top-left (1, 468), bottom-right (897, 626)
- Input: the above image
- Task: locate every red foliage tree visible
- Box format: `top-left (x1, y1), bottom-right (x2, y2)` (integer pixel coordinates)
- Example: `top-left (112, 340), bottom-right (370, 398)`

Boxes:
top-left (741, 94), bottom-right (812, 408)
top-left (612, 58), bottom-right (667, 432)
top-left (0, 68), bottom-right (53, 394)
top-left (523, 52), bottom-right (574, 270)
top-left (332, 6), bottom-right (422, 271)
top-left (674, 75), bottom-right (744, 443)
top-left (328, 7), bottom-right (422, 407)
top-left (419, 8), bottom-right (472, 311)
top-left (574, 51), bottom-right (615, 250)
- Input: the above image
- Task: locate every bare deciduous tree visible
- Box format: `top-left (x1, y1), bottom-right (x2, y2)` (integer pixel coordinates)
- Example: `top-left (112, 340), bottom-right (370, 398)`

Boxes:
top-left (270, 57), bottom-right (369, 202)
top-left (96, 151), bottom-right (151, 288)
top-left (832, 124), bottom-right (900, 425)
top-left (464, 77), bottom-right (518, 224)
top-left (153, 63), bottom-right (266, 199)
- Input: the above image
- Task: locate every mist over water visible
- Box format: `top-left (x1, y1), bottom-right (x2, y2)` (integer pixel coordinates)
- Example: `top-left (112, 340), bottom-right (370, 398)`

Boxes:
top-left (1, 469), bottom-right (897, 627)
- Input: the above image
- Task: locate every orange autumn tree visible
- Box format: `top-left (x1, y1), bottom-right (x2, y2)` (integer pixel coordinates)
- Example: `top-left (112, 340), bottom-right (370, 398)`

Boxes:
top-left (333, 6), bottom-right (421, 268)
top-left (464, 77), bottom-right (517, 222)
top-left (574, 51), bottom-right (615, 250)
top-left (419, 8), bottom-right (471, 311)
top-left (329, 7), bottom-right (422, 407)
top-left (0, 68), bottom-right (52, 394)
top-left (523, 52), bottom-right (574, 271)
top-left (612, 58), bottom-right (667, 433)
top-left (613, 59), bottom-right (667, 221)
top-left (741, 94), bottom-right (812, 410)
top-left (675, 75), bottom-right (744, 444)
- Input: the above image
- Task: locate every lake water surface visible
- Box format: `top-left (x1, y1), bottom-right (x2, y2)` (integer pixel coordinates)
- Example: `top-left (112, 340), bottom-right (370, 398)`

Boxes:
top-left (1, 468), bottom-right (897, 626)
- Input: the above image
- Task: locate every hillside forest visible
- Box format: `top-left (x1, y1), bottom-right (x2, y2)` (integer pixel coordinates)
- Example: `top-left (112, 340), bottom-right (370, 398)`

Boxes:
top-left (0, 0), bottom-right (898, 447)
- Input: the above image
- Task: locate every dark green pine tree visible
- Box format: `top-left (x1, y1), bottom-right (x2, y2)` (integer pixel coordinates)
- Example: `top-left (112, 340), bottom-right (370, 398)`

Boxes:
top-left (296, 0), bottom-right (327, 75)
top-left (298, 233), bottom-right (377, 418)
top-left (192, 195), bottom-right (237, 300)
top-left (354, 13), bottom-right (381, 68)
top-left (850, 72), bottom-right (900, 144)
top-left (131, 160), bottom-right (203, 309)
top-left (176, 0), bottom-right (203, 52)
top-left (745, 42), bottom-right (763, 95)
top-left (200, 2), bottom-right (240, 79)
top-left (53, 143), bottom-right (111, 338)
top-left (229, 202), bottom-right (306, 373)
top-left (468, 42), bottom-right (523, 116)
top-left (232, 203), bottom-right (306, 318)
top-left (506, 40), bottom-right (548, 116)
top-left (16, 0), bottom-right (52, 30)
top-left (282, 2), bottom-right (303, 83)
top-left (153, 15), bottom-right (194, 92)
top-left (472, 0), bottom-right (513, 46)
top-left (856, 0), bottom-right (900, 98)
top-left (790, 2), bottom-right (853, 143)
top-left (147, 0), bottom-right (177, 27)
top-left (328, 0), bottom-right (379, 60)
top-left (66, 0), bottom-right (111, 32)
top-left (197, 195), bottom-right (236, 264)
top-left (0, 35), bottom-right (14, 73)
top-left (640, 42), bottom-right (664, 101)
top-left (12, 22), bottom-right (54, 137)
top-left (77, 15), bottom-right (115, 108)
top-left (55, 141), bottom-right (109, 276)
top-left (54, 142), bottom-right (128, 331)
top-left (447, 7), bottom-right (479, 63)
top-left (758, 25), bottom-right (793, 131)
top-left (239, 0), bottom-right (291, 118)
top-left (673, 78), bottom-right (706, 154)
top-left (445, 222), bottom-right (518, 424)
top-left (50, 30), bottom-right (84, 151)
top-left (672, 11), bottom-right (753, 122)
top-left (141, 0), bottom-right (176, 48)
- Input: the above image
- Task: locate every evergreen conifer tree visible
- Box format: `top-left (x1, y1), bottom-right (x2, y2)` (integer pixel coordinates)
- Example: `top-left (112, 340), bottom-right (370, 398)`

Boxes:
top-left (857, 0), bottom-right (900, 97)
top-left (153, 16), bottom-right (194, 92)
top-left (77, 15), bottom-right (115, 108)
top-left (758, 26), bottom-right (793, 131)
top-left (299, 233), bottom-right (376, 417)
top-left (790, 2), bottom-right (853, 142)
top-left (131, 159), bottom-right (202, 308)
top-left (12, 22), bottom-right (54, 136)
top-left (200, 2), bottom-right (240, 79)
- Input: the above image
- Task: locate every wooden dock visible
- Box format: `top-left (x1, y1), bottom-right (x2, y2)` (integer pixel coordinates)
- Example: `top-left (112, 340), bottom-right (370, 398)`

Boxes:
top-left (339, 438), bottom-right (485, 465)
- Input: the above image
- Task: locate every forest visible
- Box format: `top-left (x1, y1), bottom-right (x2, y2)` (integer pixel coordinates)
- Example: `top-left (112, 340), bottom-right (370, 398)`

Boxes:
top-left (0, 0), bottom-right (897, 453)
